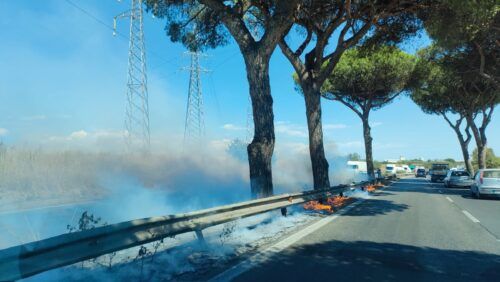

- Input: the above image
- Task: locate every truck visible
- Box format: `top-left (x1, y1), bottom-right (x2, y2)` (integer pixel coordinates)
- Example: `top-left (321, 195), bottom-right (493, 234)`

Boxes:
top-left (430, 163), bottom-right (449, 182)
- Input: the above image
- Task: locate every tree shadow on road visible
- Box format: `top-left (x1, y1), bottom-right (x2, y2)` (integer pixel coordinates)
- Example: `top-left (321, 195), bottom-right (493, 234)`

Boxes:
top-left (388, 186), bottom-right (467, 196)
top-left (235, 240), bottom-right (500, 282)
top-left (387, 185), bottom-right (500, 201)
top-left (370, 191), bottom-right (396, 197)
top-left (461, 194), bottom-right (500, 201)
top-left (344, 199), bottom-right (409, 216)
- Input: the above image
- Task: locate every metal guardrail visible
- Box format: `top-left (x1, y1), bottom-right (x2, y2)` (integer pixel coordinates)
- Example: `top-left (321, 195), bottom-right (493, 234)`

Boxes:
top-left (0, 181), bottom-right (374, 281)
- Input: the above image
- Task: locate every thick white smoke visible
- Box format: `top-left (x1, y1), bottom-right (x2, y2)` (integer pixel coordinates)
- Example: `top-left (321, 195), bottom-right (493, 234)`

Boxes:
top-left (0, 138), bottom-right (362, 249)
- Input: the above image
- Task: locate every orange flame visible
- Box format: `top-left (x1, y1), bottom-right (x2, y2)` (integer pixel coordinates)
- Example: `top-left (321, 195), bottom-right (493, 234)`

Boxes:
top-left (303, 195), bottom-right (354, 213)
top-left (365, 185), bottom-right (376, 192)
top-left (303, 201), bottom-right (333, 213)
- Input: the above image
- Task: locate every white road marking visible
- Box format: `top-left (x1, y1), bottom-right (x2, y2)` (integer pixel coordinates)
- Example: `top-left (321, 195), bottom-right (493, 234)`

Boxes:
top-left (209, 195), bottom-right (371, 281)
top-left (462, 210), bottom-right (480, 223)
top-left (445, 196), bottom-right (454, 203)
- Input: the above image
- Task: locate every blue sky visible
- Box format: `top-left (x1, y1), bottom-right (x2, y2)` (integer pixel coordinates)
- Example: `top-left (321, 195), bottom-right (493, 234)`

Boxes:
top-left (0, 0), bottom-right (498, 161)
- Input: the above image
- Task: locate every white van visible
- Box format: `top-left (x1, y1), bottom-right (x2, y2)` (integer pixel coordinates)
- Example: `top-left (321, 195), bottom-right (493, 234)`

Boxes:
top-left (347, 161), bottom-right (368, 173)
top-left (385, 164), bottom-right (397, 176)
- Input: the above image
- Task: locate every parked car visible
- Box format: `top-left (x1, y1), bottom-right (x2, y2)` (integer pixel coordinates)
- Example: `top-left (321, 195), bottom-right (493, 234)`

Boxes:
top-left (444, 170), bottom-right (473, 188)
top-left (415, 168), bottom-right (426, 178)
top-left (470, 169), bottom-right (500, 198)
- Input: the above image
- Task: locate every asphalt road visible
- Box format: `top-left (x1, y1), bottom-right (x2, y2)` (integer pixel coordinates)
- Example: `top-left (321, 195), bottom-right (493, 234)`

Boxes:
top-left (219, 177), bottom-right (500, 281)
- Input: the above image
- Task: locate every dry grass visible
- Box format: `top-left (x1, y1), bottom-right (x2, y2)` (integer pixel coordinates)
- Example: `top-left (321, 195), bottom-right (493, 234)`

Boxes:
top-left (0, 146), bottom-right (107, 209)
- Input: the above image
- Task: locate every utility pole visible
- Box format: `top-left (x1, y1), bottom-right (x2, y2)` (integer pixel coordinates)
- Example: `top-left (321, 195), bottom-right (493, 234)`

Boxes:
top-left (113, 0), bottom-right (150, 151)
top-left (182, 51), bottom-right (209, 147)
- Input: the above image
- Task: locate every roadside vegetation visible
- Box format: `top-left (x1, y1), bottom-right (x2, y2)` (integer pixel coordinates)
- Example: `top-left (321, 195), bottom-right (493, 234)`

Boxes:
top-left (0, 144), bottom-right (105, 210)
top-left (322, 46), bottom-right (416, 179)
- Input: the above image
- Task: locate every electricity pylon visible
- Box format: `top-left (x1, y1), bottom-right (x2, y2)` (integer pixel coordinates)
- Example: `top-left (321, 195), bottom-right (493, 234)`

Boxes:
top-left (113, 0), bottom-right (150, 151)
top-left (182, 51), bottom-right (209, 147)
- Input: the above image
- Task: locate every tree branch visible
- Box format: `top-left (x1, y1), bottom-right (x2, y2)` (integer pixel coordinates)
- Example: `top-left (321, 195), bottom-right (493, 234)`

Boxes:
top-left (279, 39), bottom-right (305, 75)
top-left (318, 19), bottom-right (373, 85)
top-left (294, 28), bottom-right (312, 57)
top-left (324, 92), bottom-right (363, 118)
top-left (200, 0), bottom-right (254, 49)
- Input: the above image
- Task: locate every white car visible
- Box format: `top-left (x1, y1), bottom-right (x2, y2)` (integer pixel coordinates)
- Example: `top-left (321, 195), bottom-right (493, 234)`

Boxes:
top-left (470, 169), bottom-right (500, 198)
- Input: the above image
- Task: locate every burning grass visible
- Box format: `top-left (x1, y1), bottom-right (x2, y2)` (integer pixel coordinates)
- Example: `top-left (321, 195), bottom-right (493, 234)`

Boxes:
top-left (303, 195), bottom-right (355, 214)
top-left (364, 183), bottom-right (384, 192)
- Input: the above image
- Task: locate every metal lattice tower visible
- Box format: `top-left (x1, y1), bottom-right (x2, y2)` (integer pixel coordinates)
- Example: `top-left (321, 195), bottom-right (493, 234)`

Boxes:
top-left (113, 0), bottom-right (150, 150)
top-left (182, 51), bottom-right (209, 146)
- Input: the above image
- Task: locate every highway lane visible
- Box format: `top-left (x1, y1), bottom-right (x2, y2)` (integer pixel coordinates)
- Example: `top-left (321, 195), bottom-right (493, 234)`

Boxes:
top-left (221, 178), bottom-right (500, 281)
top-left (396, 177), bottom-right (500, 240)
top-left (440, 184), bottom-right (500, 241)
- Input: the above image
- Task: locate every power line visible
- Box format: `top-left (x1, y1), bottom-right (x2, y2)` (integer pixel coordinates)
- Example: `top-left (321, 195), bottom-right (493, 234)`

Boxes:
top-left (64, 0), bottom-right (178, 69)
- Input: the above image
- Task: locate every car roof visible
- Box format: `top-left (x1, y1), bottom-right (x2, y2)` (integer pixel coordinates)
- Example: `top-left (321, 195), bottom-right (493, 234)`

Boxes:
top-left (479, 168), bottom-right (500, 171)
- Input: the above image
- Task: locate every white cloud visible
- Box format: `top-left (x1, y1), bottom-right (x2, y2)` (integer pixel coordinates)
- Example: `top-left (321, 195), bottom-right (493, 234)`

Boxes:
top-left (68, 130), bottom-right (88, 140)
top-left (93, 130), bottom-right (125, 139)
top-left (0, 128), bottom-right (8, 136)
top-left (48, 129), bottom-right (126, 144)
top-left (275, 121), bottom-right (307, 138)
top-left (323, 123), bottom-right (347, 130)
top-left (222, 124), bottom-right (246, 131)
top-left (371, 121), bottom-right (383, 127)
top-left (20, 115), bottom-right (47, 121)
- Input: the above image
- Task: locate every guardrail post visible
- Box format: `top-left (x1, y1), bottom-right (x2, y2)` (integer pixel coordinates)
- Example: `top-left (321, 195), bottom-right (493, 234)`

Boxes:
top-left (195, 229), bottom-right (206, 245)
top-left (280, 207), bottom-right (287, 217)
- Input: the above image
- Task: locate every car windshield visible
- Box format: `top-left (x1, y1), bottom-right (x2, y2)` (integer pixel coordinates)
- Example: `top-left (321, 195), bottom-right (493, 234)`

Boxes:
top-left (386, 167), bottom-right (394, 171)
top-left (452, 171), bottom-right (469, 176)
top-left (483, 170), bottom-right (500, 178)
top-left (417, 169), bottom-right (425, 173)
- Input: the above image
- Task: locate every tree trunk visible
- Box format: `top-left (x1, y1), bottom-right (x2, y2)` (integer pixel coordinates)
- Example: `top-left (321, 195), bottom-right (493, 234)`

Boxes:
top-left (362, 117), bottom-right (375, 180)
top-left (453, 127), bottom-right (473, 174)
top-left (467, 116), bottom-right (487, 169)
top-left (479, 126), bottom-right (488, 168)
top-left (460, 142), bottom-right (474, 175)
top-left (243, 52), bottom-right (275, 198)
top-left (444, 115), bottom-right (474, 175)
top-left (302, 87), bottom-right (330, 190)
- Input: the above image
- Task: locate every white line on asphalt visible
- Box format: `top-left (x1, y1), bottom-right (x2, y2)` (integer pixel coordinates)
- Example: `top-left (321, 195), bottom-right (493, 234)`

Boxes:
top-left (208, 196), bottom-right (371, 281)
top-left (445, 196), bottom-right (454, 203)
top-left (462, 210), bottom-right (480, 223)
